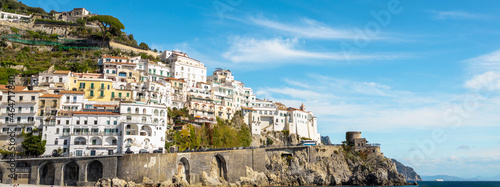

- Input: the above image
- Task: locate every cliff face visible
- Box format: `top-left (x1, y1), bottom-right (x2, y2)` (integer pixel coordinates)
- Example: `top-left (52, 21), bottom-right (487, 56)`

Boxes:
top-left (391, 159), bottom-right (422, 181)
top-left (241, 146), bottom-right (409, 186)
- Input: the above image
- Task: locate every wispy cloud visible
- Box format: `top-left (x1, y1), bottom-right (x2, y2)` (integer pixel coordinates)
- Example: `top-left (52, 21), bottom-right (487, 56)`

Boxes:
top-left (464, 50), bottom-right (500, 91)
top-left (222, 37), bottom-right (404, 63)
top-left (250, 17), bottom-right (376, 40)
top-left (431, 10), bottom-right (487, 20)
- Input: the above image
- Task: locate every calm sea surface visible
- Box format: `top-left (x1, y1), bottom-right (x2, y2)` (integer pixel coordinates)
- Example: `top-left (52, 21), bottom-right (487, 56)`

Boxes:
top-left (314, 181), bottom-right (500, 187)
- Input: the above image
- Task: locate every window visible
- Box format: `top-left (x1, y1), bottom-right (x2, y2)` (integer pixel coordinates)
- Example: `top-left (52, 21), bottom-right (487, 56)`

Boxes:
top-left (94, 120), bottom-right (97, 125)
top-left (66, 120), bottom-right (69, 124)
top-left (19, 96), bottom-right (23, 101)
top-left (107, 120), bottom-right (110, 125)
top-left (126, 93), bottom-right (130, 97)
top-left (106, 70), bottom-right (109, 73)
top-left (79, 83), bottom-right (85, 88)
top-left (76, 120), bottom-right (80, 125)
top-left (101, 83), bottom-right (104, 89)
top-left (84, 120), bottom-right (88, 125)
top-left (111, 92), bottom-right (115, 98)
top-left (90, 83), bottom-right (94, 89)
top-left (31, 96), bottom-right (35, 100)
top-left (107, 85), bottom-right (110, 90)
top-left (55, 138), bottom-right (58, 145)
top-left (76, 150), bottom-right (82, 156)
top-left (113, 121), bottom-right (117, 125)
top-left (100, 91), bottom-right (104, 97)
top-left (90, 90), bottom-right (94, 97)
top-left (92, 139), bottom-right (97, 145)
top-left (18, 107), bottom-right (21, 113)
top-left (59, 78), bottom-right (63, 82)
top-left (118, 93), bottom-right (122, 98)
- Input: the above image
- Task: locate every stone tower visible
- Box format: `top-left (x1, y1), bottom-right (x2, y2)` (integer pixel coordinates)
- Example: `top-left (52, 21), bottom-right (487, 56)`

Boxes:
top-left (300, 103), bottom-right (306, 111)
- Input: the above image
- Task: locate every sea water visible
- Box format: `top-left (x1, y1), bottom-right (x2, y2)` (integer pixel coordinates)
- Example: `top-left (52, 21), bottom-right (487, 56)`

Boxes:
top-left (323, 181), bottom-right (500, 187)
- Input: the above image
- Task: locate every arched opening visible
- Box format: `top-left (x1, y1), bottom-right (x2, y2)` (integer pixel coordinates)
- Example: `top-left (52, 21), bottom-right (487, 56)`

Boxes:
top-left (125, 124), bottom-right (139, 135)
top-left (178, 157), bottom-right (190, 183)
top-left (215, 154), bottom-right (227, 180)
top-left (39, 162), bottom-right (55, 185)
top-left (0, 167), bottom-right (3, 184)
top-left (140, 125), bottom-right (152, 136)
top-left (143, 138), bottom-right (150, 149)
top-left (87, 160), bottom-right (103, 182)
top-left (63, 161), bottom-right (79, 186)
top-left (15, 162), bottom-right (31, 184)
top-left (104, 137), bottom-right (117, 146)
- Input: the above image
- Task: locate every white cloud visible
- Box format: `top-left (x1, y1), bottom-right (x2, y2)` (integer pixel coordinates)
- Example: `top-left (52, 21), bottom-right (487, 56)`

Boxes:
top-left (464, 50), bottom-right (500, 91)
top-left (250, 17), bottom-right (374, 40)
top-left (222, 37), bottom-right (402, 63)
top-left (431, 10), bottom-right (487, 20)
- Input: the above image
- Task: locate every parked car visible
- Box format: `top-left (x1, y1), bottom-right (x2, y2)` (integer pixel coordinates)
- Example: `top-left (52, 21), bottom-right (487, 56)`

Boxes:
top-left (153, 149), bottom-right (162, 153)
top-left (139, 149), bottom-right (149, 153)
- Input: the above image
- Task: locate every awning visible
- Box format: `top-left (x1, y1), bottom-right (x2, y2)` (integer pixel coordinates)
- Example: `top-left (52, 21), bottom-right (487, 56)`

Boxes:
top-left (195, 116), bottom-right (201, 118)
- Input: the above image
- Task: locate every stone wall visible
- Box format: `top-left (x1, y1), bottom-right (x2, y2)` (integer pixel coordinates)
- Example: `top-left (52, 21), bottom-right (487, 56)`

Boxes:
top-left (117, 148), bottom-right (267, 184)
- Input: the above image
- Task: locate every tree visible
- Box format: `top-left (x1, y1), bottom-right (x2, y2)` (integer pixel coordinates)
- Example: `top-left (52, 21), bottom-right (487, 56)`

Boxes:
top-left (22, 132), bottom-right (46, 156)
top-left (87, 15), bottom-right (125, 46)
top-left (138, 42), bottom-right (150, 50)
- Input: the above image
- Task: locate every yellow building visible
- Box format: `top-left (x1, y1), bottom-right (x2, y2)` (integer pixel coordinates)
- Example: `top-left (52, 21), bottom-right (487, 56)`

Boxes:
top-left (69, 78), bottom-right (132, 102)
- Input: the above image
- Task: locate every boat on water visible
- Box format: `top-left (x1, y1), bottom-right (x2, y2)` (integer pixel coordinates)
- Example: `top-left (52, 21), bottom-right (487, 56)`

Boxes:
top-left (435, 179), bottom-right (444, 181)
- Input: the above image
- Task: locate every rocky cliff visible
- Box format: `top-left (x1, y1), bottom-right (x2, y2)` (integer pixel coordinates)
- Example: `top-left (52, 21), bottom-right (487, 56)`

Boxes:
top-left (239, 147), bottom-right (410, 186)
top-left (94, 146), bottom-right (413, 187)
top-left (391, 159), bottom-right (422, 181)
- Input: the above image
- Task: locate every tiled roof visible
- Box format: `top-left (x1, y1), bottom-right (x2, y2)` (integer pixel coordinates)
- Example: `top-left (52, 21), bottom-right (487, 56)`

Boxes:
top-left (73, 111), bottom-right (120, 115)
top-left (40, 94), bottom-right (63, 98)
top-left (53, 70), bottom-right (71, 74)
top-left (102, 55), bottom-right (128, 60)
top-left (60, 90), bottom-right (85, 94)
top-left (0, 85), bottom-right (27, 91)
top-left (93, 104), bottom-right (117, 107)
top-left (241, 107), bottom-right (255, 111)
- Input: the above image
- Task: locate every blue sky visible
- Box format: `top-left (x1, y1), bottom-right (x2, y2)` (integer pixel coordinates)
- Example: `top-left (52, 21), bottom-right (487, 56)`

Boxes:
top-left (25, 0), bottom-right (500, 178)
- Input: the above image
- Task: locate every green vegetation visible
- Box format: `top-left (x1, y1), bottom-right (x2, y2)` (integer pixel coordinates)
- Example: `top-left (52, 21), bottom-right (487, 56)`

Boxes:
top-left (0, 0), bottom-right (48, 16)
top-left (167, 107), bottom-right (193, 127)
top-left (22, 131), bottom-right (46, 156)
top-left (0, 46), bottom-right (106, 84)
top-left (35, 19), bottom-right (76, 26)
top-left (267, 137), bottom-right (274, 146)
top-left (88, 15), bottom-right (125, 45)
top-left (138, 42), bottom-right (150, 50)
top-left (167, 112), bottom-right (252, 151)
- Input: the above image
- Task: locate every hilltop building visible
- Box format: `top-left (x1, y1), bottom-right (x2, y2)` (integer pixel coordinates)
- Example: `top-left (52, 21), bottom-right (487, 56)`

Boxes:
top-left (52, 8), bottom-right (95, 23)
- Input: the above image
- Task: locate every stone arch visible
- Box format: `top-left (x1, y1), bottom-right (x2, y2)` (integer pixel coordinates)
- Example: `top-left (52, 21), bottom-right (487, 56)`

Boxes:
top-left (0, 166), bottom-right (3, 184)
top-left (140, 125), bottom-right (152, 136)
top-left (39, 162), bottom-right (55, 185)
top-left (63, 161), bottom-right (79, 186)
top-left (215, 154), bottom-right (228, 180)
top-left (178, 157), bottom-right (190, 183)
top-left (86, 160), bottom-right (103, 182)
top-left (15, 161), bottom-right (31, 184)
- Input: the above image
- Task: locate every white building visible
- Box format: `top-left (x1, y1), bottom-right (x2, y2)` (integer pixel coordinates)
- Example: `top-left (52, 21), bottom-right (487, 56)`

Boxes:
top-left (43, 111), bottom-right (121, 156)
top-left (119, 102), bottom-right (167, 153)
top-left (60, 90), bottom-right (86, 111)
top-left (0, 11), bottom-right (31, 22)
top-left (167, 52), bottom-right (207, 88)
top-left (37, 70), bottom-right (72, 94)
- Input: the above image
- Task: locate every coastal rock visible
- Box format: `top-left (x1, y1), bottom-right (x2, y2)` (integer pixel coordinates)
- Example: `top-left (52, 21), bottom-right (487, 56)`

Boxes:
top-left (94, 178), bottom-right (112, 187)
top-left (172, 174), bottom-right (190, 187)
top-left (239, 166), bottom-right (268, 186)
top-left (200, 172), bottom-right (221, 186)
top-left (112, 178), bottom-right (128, 187)
top-left (261, 147), bottom-right (408, 186)
top-left (391, 159), bottom-right (422, 181)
